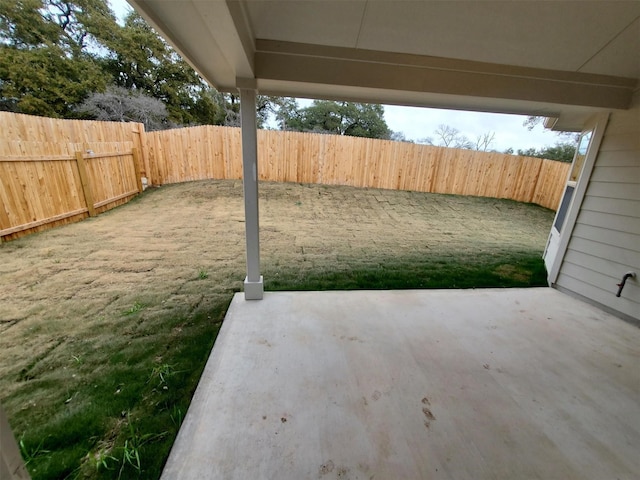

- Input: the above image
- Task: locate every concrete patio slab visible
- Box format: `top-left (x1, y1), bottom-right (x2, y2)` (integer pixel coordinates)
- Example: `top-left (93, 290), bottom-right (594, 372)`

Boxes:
top-left (161, 288), bottom-right (640, 479)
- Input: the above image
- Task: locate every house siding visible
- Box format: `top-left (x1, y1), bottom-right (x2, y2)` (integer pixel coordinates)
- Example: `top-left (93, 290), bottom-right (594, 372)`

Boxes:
top-left (555, 91), bottom-right (640, 321)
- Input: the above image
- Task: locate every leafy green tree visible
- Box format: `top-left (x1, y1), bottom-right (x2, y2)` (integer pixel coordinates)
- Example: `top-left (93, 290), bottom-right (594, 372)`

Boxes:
top-left (0, 44), bottom-right (106, 116)
top-left (0, 0), bottom-right (281, 126)
top-left (43, 0), bottom-right (120, 54)
top-left (0, 0), bottom-right (59, 46)
top-left (0, 1), bottom-right (225, 124)
top-left (517, 142), bottom-right (576, 162)
top-left (101, 10), bottom-right (225, 126)
top-left (286, 100), bottom-right (390, 139)
top-left (215, 93), bottom-right (273, 128)
top-left (270, 96), bottom-right (300, 130)
top-left (0, 0), bottom-right (114, 116)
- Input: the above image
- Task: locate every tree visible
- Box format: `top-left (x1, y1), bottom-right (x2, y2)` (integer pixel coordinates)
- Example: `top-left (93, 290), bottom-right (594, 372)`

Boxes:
top-left (212, 93), bottom-right (273, 128)
top-left (524, 115), bottom-right (580, 143)
top-left (0, 45), bottom-right (107, 117)
top-left (270, 96), bottom-right (300, 130)
top-left (0, 1), bottom-right (230, 124)
top-left (517, 142), bottom-right (576, 162)
top-left (103, 11), bottom-right (281, 127)
top-left (75, 86), bottom-right (170, 130)
top-left (0, 0), bottom-right (283, 127)
top-left (286, 100), bottom-right (391, 139)
top-left (474, 131), bottom-right (496, 152)
top-left (0, 0), bottom-right (60, 47)
top-left (0, 0), bottom-right (115, 116)
top-left (523, 115), bottom-right (542, 131)
top-left (434, 124), bottom-right (462, 147)
top-left (389, 131), bottom-right (413, 143)
top-left (101, 10), bottom-right (225, 126)
top-left (42, 0), bottom-right (121, 55)
top-left (419, 124), bottom-right (473, 149)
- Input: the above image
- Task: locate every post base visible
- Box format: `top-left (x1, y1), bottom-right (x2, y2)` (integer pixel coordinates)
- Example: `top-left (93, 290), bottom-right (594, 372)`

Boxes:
top-left (244, 276), bottom-right (264, 300)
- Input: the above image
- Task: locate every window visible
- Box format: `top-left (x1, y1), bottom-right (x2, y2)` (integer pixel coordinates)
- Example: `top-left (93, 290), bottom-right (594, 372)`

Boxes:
top-left (554, 185), bottom-right (574, 232)
top-left (554, 130), bottom-right (592, 232)
top-left (569, 131), bottom-right (592, 182)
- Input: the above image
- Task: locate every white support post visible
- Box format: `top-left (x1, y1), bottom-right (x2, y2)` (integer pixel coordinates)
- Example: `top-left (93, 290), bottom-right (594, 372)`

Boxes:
top-left (240, 87), bottom-right (263, 300)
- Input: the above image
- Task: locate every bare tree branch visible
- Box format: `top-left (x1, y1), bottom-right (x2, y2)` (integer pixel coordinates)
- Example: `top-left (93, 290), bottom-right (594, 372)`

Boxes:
top-left (474, 131), bottom-right (496, 151)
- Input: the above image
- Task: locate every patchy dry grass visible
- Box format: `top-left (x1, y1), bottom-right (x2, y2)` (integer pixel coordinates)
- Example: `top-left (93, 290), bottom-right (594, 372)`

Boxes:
top-left (0, 180), bottom-right (554, 479)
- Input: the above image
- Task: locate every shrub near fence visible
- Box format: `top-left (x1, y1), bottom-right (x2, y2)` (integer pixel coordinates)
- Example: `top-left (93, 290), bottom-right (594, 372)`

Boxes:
top-left (146, 126), bottom-right (570, 210)
top-left (0, 113), bottom-right (146, 241)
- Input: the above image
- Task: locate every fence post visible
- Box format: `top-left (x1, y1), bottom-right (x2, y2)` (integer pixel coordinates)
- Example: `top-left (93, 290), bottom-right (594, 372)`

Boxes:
top-left (0, 205), bottom-right (10, 243)
top-left (75, 151), bottom-right (96, 217)
top-left (131, 147), bottom-right (144, 193)
top-left (529, 157), bottom-right (545, 204)
top-left (132, 124), bottom-right (150, 186)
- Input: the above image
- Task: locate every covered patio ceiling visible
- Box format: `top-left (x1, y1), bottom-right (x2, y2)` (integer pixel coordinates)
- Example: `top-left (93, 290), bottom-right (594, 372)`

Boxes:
top-left (129, 0), bottom-right (640, 130)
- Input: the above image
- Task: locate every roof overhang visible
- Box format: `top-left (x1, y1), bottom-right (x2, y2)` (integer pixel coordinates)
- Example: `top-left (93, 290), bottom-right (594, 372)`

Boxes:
top-left (253, 40), bottom-right (635, 131)
top-left (128, 0), bottom-right (640, 131)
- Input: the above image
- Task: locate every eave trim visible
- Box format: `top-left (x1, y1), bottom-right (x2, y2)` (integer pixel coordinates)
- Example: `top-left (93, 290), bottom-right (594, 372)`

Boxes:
top-left (255, 40), bottom-right (637, 110)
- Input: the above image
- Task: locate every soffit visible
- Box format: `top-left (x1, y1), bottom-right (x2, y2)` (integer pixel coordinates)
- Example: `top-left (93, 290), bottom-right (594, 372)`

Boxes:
top-left (128, 0), bottom-right (640, 129)
top-left (579, 16), bottom-right (640, 78)
top-left (244, 0), bottom-right (640, 78)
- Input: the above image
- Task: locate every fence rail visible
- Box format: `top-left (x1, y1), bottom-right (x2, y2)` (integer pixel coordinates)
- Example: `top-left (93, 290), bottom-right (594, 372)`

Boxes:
top-left (146, 126), bottom-right (570, 210)
top-left (1, 114), bottom-right (570, 241)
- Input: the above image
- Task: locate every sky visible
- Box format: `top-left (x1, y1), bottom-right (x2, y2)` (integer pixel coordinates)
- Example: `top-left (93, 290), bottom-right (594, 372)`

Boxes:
top-left (109, 0), bottom-right (562, 152)
top-left (384, 106), bottom-right (559, 151)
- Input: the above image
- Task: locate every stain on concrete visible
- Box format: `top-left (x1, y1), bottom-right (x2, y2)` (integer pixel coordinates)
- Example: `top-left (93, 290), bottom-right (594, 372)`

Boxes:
top-left (422, 397), bottom-right (436, 428)
top-left (337, 466), bottom-right (350, 478)
top-left (319, 460), bottom-right (334, 475)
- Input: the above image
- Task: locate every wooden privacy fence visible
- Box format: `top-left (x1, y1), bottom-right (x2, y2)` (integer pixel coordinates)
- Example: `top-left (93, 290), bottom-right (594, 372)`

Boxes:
top-left (146, 126), bottom-right (570, 210)
top-left (0, 113), bottom-right (146, 241)
top-left (2, 114), bottom-right (570, 241)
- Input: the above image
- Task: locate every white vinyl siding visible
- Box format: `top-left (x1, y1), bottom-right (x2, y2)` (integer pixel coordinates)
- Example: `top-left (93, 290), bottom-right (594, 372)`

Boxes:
top-left (555, 91), bottom-right (640, 321)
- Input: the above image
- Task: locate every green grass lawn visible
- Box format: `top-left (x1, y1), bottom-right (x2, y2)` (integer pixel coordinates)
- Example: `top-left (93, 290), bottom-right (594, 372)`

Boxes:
top-left (265, 252), bottom-right (547, 291)
top-left (0, 180), bottom-right (553, 479)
